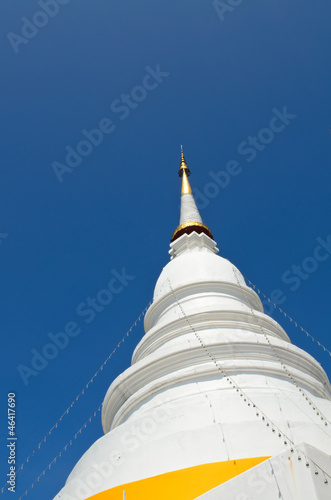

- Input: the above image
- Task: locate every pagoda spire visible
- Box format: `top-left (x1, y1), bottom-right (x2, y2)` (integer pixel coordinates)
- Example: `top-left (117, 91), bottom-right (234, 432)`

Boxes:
top-left (179, 146), bottom-right (192, 195)
top-left (55, 150), bottom-right (331, 500)
top-left (171, 147), bottom-right (213, 242)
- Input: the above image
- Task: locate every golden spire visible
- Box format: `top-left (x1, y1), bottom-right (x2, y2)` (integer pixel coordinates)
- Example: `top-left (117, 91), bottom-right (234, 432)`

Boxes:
top-left (179, 146), bottom-right (192, 195)
top-left (171, 148), bottom-right (214, 242)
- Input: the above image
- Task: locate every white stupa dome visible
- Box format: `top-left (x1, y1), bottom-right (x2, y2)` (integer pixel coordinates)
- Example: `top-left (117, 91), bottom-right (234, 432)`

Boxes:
top-left (154, 239), bottom-right (246, 302)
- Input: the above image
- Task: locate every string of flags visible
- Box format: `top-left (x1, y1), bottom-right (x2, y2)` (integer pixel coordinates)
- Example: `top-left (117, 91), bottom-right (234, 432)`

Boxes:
top-left (11, 273), bottom-right (331, 497)
top-left (244, 277), bottom-right (331, 357)
top-left (167, 278), bottom-right (294, 444)
top-left (167, 277), bottom-right (331, 483)
top-left (1, 301), bottom-right (152, 496)
top-left (233, 270), bottom-right (331, 428)
top-left (17, 406), bottom-right (103, 500)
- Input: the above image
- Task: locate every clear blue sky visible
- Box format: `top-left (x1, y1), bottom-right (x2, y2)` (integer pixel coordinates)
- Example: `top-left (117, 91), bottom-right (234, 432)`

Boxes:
top-left (1, 1), bottom-right (331, 498)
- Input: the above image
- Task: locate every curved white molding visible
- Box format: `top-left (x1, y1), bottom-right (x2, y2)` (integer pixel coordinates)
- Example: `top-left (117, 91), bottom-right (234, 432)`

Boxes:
top-left (54, 179), bottom-right (331, 500)
top-left (134, 310), bottom-right (290, 362)
top-left (102, 336), bottom-right (331, 432)
top-left (145, 281), bottom-right (264, 332)
top-left (153, 244), bottom-right (247, 302)
top-left (104, 358), bottom-right (330, 432)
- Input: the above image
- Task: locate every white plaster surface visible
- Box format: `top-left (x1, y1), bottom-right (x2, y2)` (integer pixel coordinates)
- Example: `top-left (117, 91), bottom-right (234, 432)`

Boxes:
top-left (179, 193), bottom-right (203, 225)
top-left (54, 232), bottom-right (331, 500)
top-left (195, 443), bottom-right (331, 500)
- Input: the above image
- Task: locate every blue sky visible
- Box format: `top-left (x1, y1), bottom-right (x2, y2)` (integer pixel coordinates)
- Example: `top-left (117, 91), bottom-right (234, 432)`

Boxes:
top-left (1, 1), bottom-right (331, 498)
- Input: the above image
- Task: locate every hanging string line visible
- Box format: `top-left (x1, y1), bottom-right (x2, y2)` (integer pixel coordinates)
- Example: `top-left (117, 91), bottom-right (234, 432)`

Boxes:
top-left (218, 307), bottom-right (331, 438)
top-left (167, 278), bottom-right (331, 482)
top-left (233, 268), bottom-right (331, 428)
top-left (296, 445), bottom-right (331, 481)
top-left (266, 376), bottom-right (331, 439)
top-left (15, 281), bottom-right (331, 497)
top-left (166, 279), bottom-right (294, 446)
top-left (0, 301), bottom-right (151, 496)
top-left (17, 403), bottom-right (103, 500)
top-left (244, 276), bottom-right (331, 357)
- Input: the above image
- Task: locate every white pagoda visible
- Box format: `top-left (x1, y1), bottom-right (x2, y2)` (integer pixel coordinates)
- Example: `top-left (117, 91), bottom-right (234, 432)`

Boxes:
top-left (55, 150), bottom-right (331, 500)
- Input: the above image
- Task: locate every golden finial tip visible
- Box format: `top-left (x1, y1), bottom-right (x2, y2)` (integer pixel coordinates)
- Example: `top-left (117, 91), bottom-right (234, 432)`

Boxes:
top-left (178, 148), bottom-right (192, 194)
top-left (179, 147), bottom-right (190, 177)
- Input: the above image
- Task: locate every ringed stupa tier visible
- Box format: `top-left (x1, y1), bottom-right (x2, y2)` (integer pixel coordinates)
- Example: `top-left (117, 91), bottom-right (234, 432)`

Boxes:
top-left (55, 151), bottom-right (331, 500)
